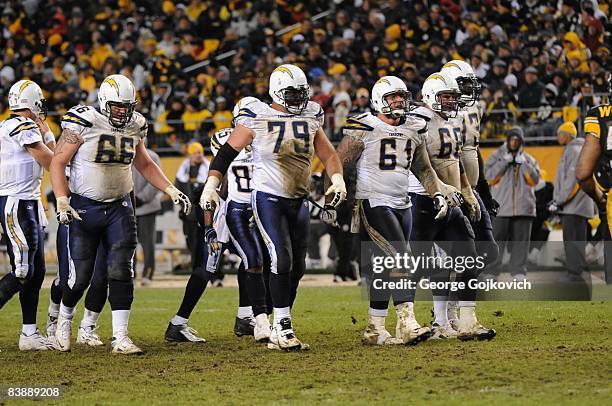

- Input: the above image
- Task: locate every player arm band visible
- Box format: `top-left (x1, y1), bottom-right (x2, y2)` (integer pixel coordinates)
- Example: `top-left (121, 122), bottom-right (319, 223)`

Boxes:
top-left (209, 142), bottom-right (240, 175)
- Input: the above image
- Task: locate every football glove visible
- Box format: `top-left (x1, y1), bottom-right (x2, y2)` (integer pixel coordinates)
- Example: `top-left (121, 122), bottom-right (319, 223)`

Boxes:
top-left (200, 177), bottom-right (221, 211)
top-left (56, 196), bottom-right (81, 224)
top-left (487, 198), bottom-right (500, 216)
top-left (165, 185), bottom-right (192, 215)
top-left (433, 193), bottom-right (449, 221)
top-left (547, 200), bottom-right (560, 215)
top-left (463, 190), bottom-right (482, 223)
top-left (325, 173), bottom-right (347, 208)
top-left (476, 180), bottom-right (499, 216)
top-left (204, 226), bottom-right (221, 257)
top-left (439, 183), bottom-right (464, 207)
top-left (320, 205), bottom-right (339, 227)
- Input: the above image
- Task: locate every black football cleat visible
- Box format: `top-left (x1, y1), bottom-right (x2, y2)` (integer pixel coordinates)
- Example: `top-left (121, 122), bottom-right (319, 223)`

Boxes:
top-left (165, 322), bottom-right (206, 343)
top-left (234, 317), bottom-right (255, 337)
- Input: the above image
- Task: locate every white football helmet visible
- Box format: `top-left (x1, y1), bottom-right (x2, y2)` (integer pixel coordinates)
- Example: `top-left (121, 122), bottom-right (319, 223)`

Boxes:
top-left (371, 76), bottom-right (411, 118)
top-left (421, 72), bottom-right (461, 118)
top-left (441, 60), bottom-right (481, 106)
top-left (8, 79), bottom-right (47, 118)
top-left (232, 96), bottom-right (260, 118)
top-left (98, 74), bottom-right (137, 127)
top-left (268, 64), bottom-right (310, 114)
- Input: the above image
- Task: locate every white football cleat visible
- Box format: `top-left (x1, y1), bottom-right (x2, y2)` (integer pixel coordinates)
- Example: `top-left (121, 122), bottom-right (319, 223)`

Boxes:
top-left (77, 325), bottom-right (104, 346)
top-left (19, 329), bottom-right (54, 351)
top-left (430, 322), bottom-right (458, 340)
top-left (54, 315), bottom-right (72, 352)
top-left (111, 336), bottom-right (143, 355)
top-left (254, 313), bottom-right (271, 342)
top-left (267, 318), bottom-right (303, 351)
top-left (362, 315), bottom-right (402, 345)
top-left (395, 302), bottom-right (431, 345)
top-left (46, 315), bottom-right (57, 339)
top-left (457, 306), bottom-right (496, 341)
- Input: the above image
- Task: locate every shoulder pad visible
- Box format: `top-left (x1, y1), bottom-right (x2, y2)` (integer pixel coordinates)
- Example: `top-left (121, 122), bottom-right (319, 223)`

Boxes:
top-left (403, 114), bottom-right (428, 133)
top-left (9, 119), bottom-right (39, 137)
top-left (234, 106), bottom-right (258, 120)
top-left (132, 112), bottom-right (148, 132)
top-left (344, 113), bottom-right (374, 131)
top-left (304, 101), bottom-right (324, 118)
top-left (408, 106), bottom-right (432, 122)
top-left (63, 105), bottom-right (95, 128)
top-left (592, 104), bottom-right (612, 119)
top-left (211, 128), bottom-right (232, 150)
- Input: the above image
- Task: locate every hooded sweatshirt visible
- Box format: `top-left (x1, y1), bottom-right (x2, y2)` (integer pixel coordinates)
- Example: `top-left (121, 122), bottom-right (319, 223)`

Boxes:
top-left (484, 128), bottom-right (541, 217)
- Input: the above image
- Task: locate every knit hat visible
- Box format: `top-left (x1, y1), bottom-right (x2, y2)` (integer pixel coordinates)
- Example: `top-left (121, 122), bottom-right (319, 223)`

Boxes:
top-left (557, 121), bottom-right (577, 137)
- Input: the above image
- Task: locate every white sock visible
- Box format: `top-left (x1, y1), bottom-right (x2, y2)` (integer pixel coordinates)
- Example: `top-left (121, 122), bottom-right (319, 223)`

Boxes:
top-left (273, 307), bottom-right (291, 325)
top-left (59, 303), bottom-right (75, 320)
top-left (369, 307), bottom-right (388, 317)
top-left (237, 306), bottom-right (253, 319)
top-left (80, 309), bottom-right (101, 328)
top-left (459, 303), bottom-right (477, 322)
top-left (112, 310), bottom-right (130, 340)
top-left (459, 301), bottom-right (476, 308)
top-left (22, 324), bottom-right (37, 336)
top-left (170, 315), bottom-right (189, 326)
top-left (433, 296), bottom-right (449, 325)
top-left (48, 301), bottom-right (60, 319)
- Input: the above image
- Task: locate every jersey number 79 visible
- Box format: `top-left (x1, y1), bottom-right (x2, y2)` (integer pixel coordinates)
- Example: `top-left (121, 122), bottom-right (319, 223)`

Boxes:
top-left (268, 121), bottom-right (310, 153)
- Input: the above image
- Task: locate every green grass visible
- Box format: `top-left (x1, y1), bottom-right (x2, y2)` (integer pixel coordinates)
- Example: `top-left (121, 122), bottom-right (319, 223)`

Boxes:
top-left (0, 286), bottom-right (611, 405)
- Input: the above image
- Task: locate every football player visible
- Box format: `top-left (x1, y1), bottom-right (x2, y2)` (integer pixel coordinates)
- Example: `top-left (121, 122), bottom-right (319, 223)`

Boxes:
top-left (164, 181), bottom-right (219, 344)
top-left (334, 76), bottom-right (461, 345)
top-left (200, 64), bottom-right (346, 350)
top-left (0, 79), bottom-right (55, 350)
top-left (48, 232), bottom-right (110, 347)
top-left (208, 96), bottom-right (272, 342)
top-left (577, 73), bottom-right (612, 284)
top-left (165, 98), bottom-right (270, 344)
top-left (440, 60), bottom-right (500, 329)
top-left (50, 74), bottom-right (191, 354)
top-left (408, 72), bottom-right (495, 341)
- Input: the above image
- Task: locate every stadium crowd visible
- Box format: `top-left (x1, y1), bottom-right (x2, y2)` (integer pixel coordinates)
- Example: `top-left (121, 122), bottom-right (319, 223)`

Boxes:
top-left (0, 0), bottom-right (610, 150)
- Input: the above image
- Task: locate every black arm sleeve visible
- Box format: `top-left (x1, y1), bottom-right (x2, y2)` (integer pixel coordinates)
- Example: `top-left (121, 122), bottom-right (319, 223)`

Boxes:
top-left (476, 149), bottom-right (493, 200)
top-left (209, 142), bottom-right (240, 175)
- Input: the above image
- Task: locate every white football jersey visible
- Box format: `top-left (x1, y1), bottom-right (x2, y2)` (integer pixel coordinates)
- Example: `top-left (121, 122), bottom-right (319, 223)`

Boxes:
top-left (211, 128), bottom-right (253, 204)
top-left (61, 105), bottom-right (147, 202)
top-left (0, 114), bottom-right (44, 200)
top-left (459, 102), bottom-right (483, 187)
top-left (233, 100), bottom-right (324, 198)
top-left (345, 112), bottom-right (427, 208)
top-left (408, 106), bottom-right (463, 195)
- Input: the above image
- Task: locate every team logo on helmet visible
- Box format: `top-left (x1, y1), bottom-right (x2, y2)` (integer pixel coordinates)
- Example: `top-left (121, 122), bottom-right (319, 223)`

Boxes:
top-left (375, 78), bottom-right (391, 86)
top-left (273, 66), bottom-right (294, 79)
top-left (427, 73), bottom-right (447, 84)
top-left (104, 78), bottom-right (120, 95)
top-left (18, 80), bottom-right (34, 93)
top-left (442, 62), bottom-right (462, 70)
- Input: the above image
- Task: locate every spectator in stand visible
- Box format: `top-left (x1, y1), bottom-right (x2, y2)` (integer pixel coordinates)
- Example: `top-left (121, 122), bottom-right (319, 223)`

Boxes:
top-left (548, 122), bottom-right (597, 280)
top-left (175, 142), bottom-right (210, 273)
top-left (484, 128), bottom-right (542, 280)
top-left (133, 144), bottom-right (163, 286)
